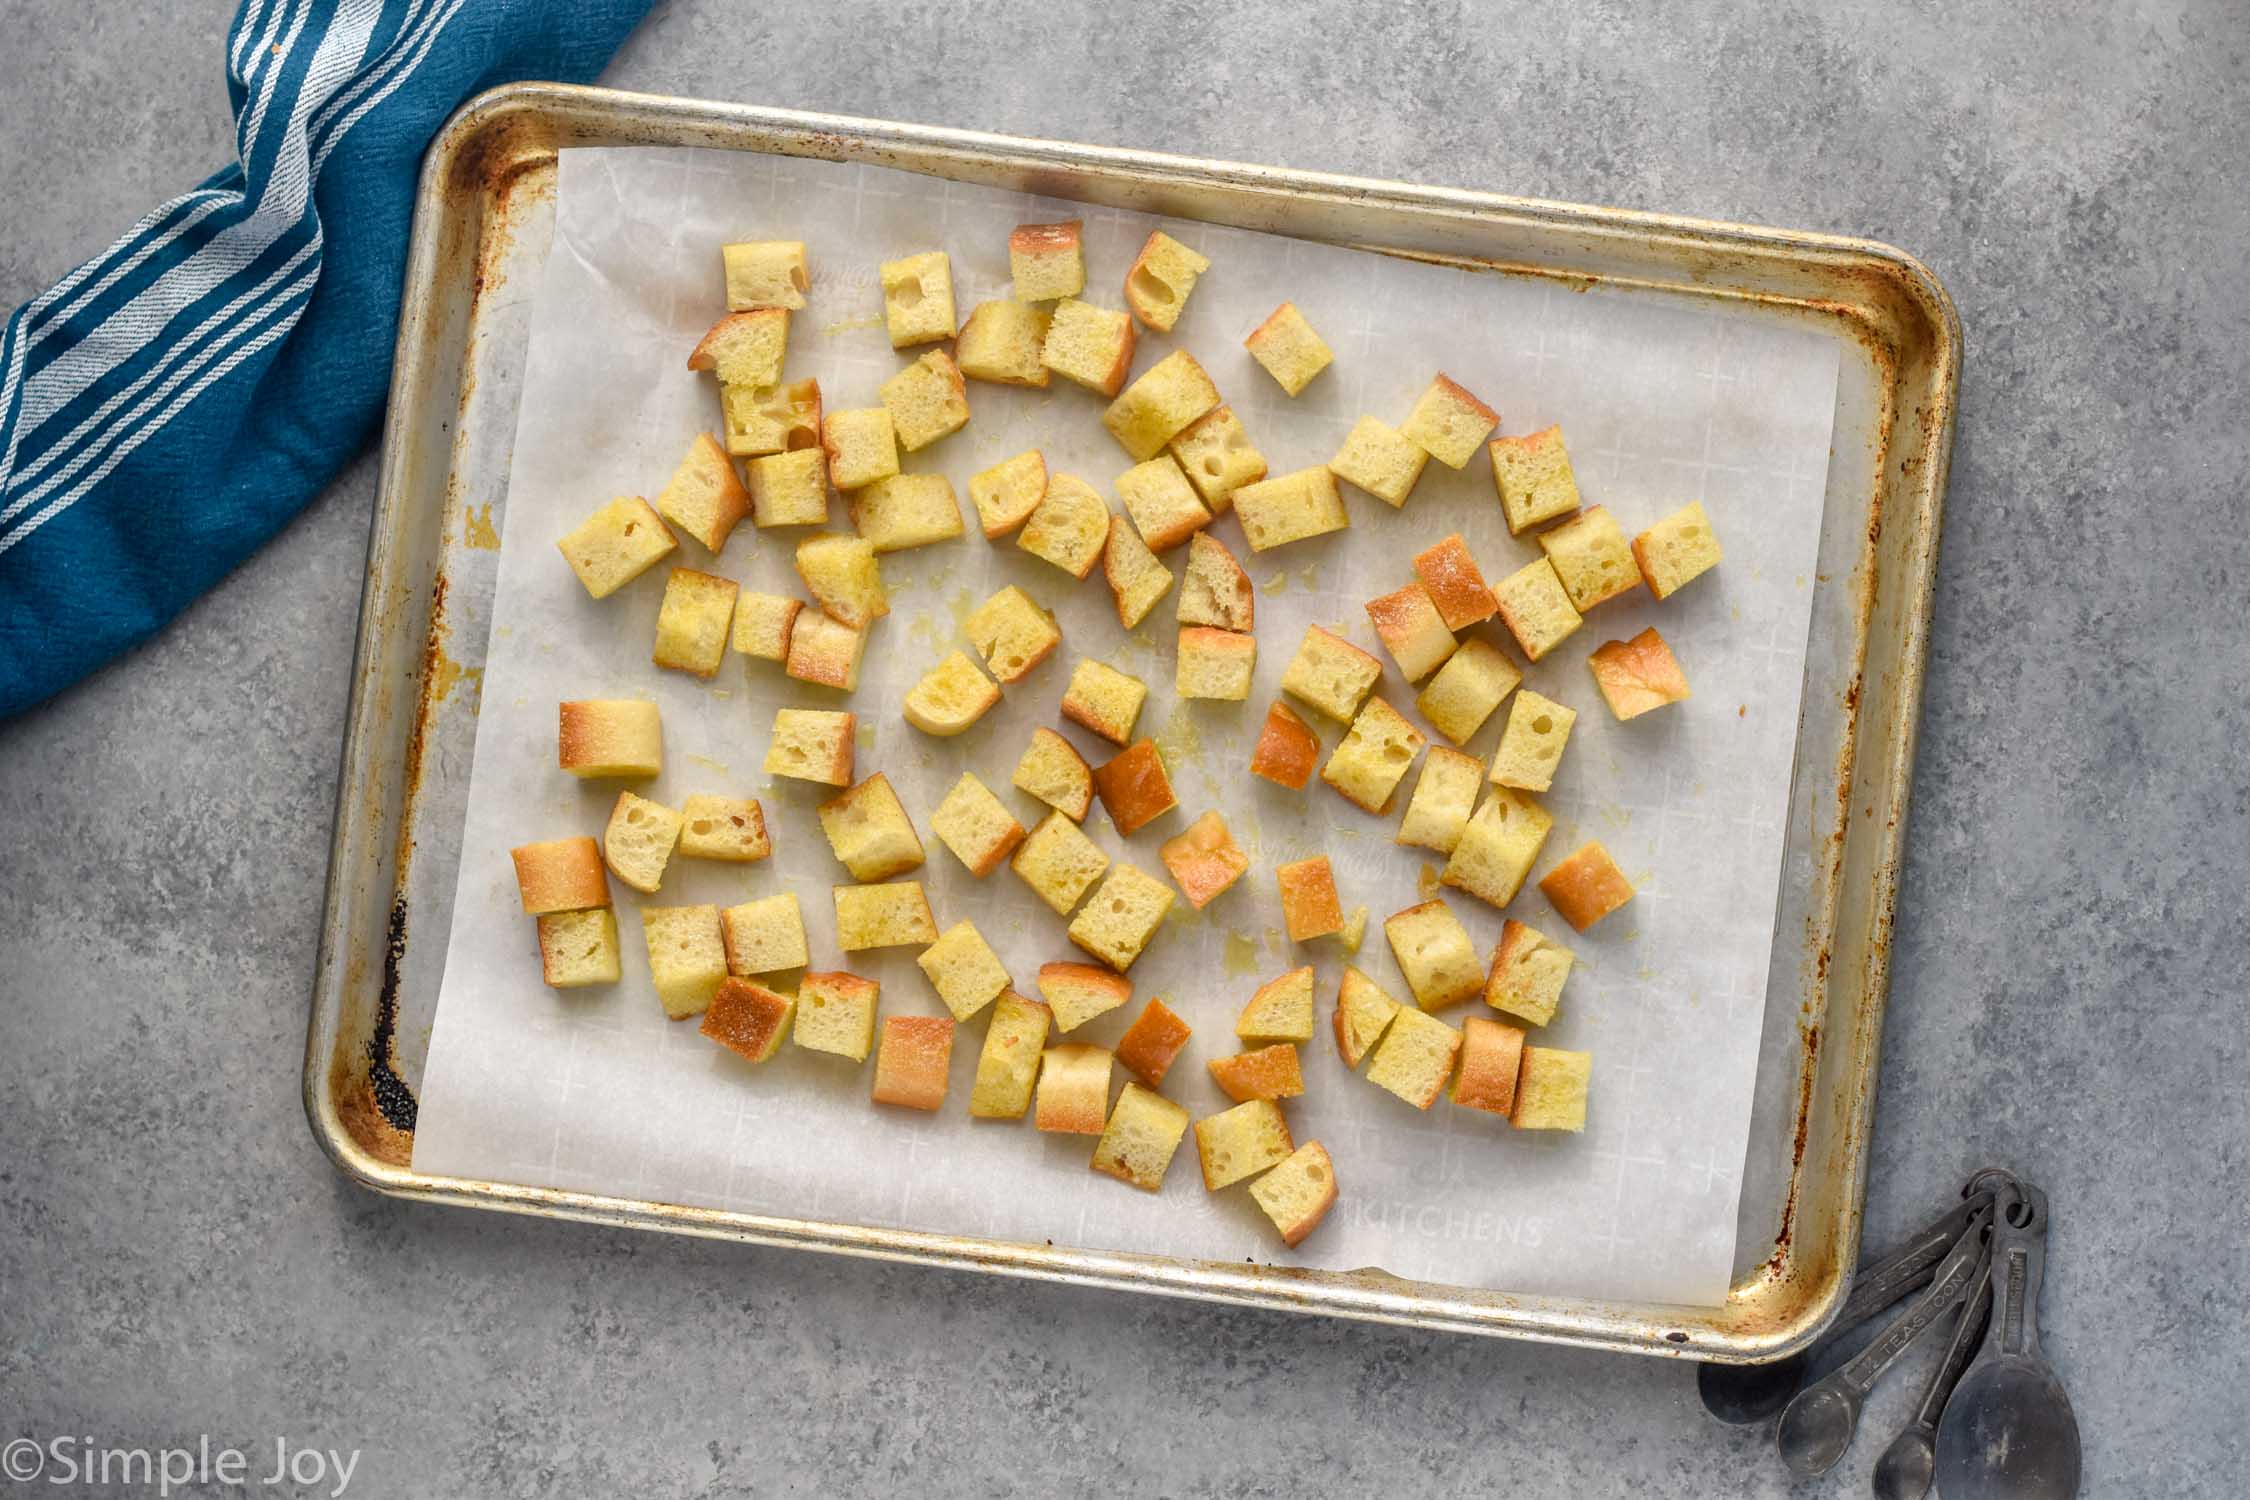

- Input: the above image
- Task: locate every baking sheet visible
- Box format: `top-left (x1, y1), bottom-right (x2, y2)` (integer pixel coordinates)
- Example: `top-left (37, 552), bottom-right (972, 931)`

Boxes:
top-left (410, 144), bottom-right (1841, 1306)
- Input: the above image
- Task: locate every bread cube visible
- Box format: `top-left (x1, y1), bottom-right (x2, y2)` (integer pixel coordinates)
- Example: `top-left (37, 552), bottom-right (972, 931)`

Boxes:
top-left (821, 407), bottom-right (900, 492)
top-left (1384, 898), bottom-right (1483, 1011)
top-left (1441, 788), bottom-right (1554, 910)
top-left (1329, 416), bottom-right (1428, 508)
top-left (1102, 506), bottom-right (1176, 630)
top-left (1236, 966), bottom-right (1316, 1044)
top-left (880, 349), bottom-right (971, 452)
top-left (1493, 557), bottom-right (1584, 662)
top-left (1334, 966), bottom-right (1402, 1069)
top-left (677, 795), bottom-right (771, 863)
top-left (602, 791), bottom-right (683, 895)
top-left (1115, 998), bottom-right (1193, 1087)
top-left (1010, 219), bottom-right (1085, 301)
top-left (1489, 425), bottom-right (1582, 534)
top-left (1036, 1043), bottom-right (1114, 1134)
top-left (968, 450), bottom-right (1048, 539)
top-left (1194, 1099), bottom-right (1293, 1190)
top-left (955, 299), bottom-right (1052, 387)
top-left (720, 377), bottom-right (822, 459)
top-left (1177, 532), bottom-right (1254, 630)
top-left (1093, 739), bottom-right (1178, 836)
top-left (871, 1014), bottom-right (956, 1110)
top-left (1041, 297), bottom-right (1137, 396)
top-left (1364, 1007), bottom-right (1463, 1109)
top-left (1453, 1015), bottom-right (1528, 1116)
top-left (1276, 856), bottom-right (1343, 942)
top-left (510, 837), bottom-right (610, 915)
top-left (969, 990), bottom-right (1051, 1119)
top-left (1400, 374), bottom-right (1497, 469)
top-left (1243, 301), bottom-right (1332, 396)
top-left (851, 472), bottom-right (966, 553)
top-left (1204, 1046), bottom-right (1306, 1114)
top-left (1280, 625), bottom-right (1380, 724)
top-left (1176, 626), bottom-right (1256, 702)
top-left (917, 920), bottom-right (1010, 1021)
top-left (930, 772), bottom-right (1026, 877)
top-left (794, 533), bottom-right (888, 628)
top-left (1060, 658), bottom-right (1148, 746)
top-left (689, 308), bottom-right (789, 387)
top-left (1248, 1140), bottom-right (1337, 1246)
top-left (1038, 961), bottom-right (1134, 1033)
top-left (1067, 864), bottom-right (1176, 972)
top-left (721, 239), bottom-right (808, 311)
top-left (655, 432), bottom-right (751, 552)
top-left (640, 904), bottom-right (727, 1018)
top-left (1412, 533), bottom-right (1500, 629)
top-left (1124, 230), bottom-right (1211, 332)
top-left (1012, 811), bottom-right (1110, 916)
top-left (1539, 841), bottom-right (1635, 931)
top-left (729, 592), bottom-right (802, 664)
top-left (1013, 728), bottom-right (1094, 822)
top-left (558, 496), bottom-right (677, 599)
top-left (1158, 810), bottom-right (1248, 909)
top-left (1513, 1047), bottom-right (1592, 1131)
top-left (1016, 472), bottom-right (1112, 579)
top-left (1365, 582), bottom-right (1458, 682)
top-left (1588, 627), bottom-right (1690, 720)
top-left (903, 650), bottom-right (1001, 737)
top-left (879, 250), bottom-right (955, 348)
top-left (1486, 919), bottom-right (1573, 1027)
top-left (1321, 696), bottom-right (1426, 815)
top-left (1340, 903), bottom-right (1369, 954)
top-left (536, 909), bottom-right (620, 989)
top-left (817, 773), bottom-right (925, 881)
top-left (783, 610), bottom-right (868, 692)
top-left (651, 569), bottom-right (739, 678)
top-left (1249, 699), bottom-right (1322, 790)
top-left (965, 584), bottom-right (1061, 683)
top-left (1491, 689), bottom-right (1576, 792)
top-left (720, 893), bottom-right (809, 975)
top-left (1395, 745), bottom-right (1484, 855)
top-left (1102, 349), bottom-right (1220, 461)
top-left (833, 881), bottom-right (940, 950)
top-left (1231, 466), bottom-right (1349, 552)
top-left (1168, 405), bottom-right (1267, 514)
top-left (795, 970), bottom-right (881, 1063)
top-left (1091, 1083), bottom-right (1191, 1191)
top-left (1539, 505), bottom-right (1641, 611)
top-left (1416, 638), bottom-right (1520, 746)
top-left (1116, 455), bottom-right (1212, 551)
top-left (1633, 500), bottom-right (1723, 599)
top-left (558, 699), bottom-right (661, 779)
top-left (701, 977), bottom-right (797, 1063)
top-left (746, 448), bottom-right (829, 529)
top-left (764, 707), bottom-right (855, 786)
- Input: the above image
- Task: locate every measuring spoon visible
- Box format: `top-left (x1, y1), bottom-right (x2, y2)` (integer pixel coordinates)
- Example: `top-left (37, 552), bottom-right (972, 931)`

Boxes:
top-left (1698, 1188), bottom-right (1994, 1425)
top-left (1870, 1252), bottom-right (1993, 1499)
top-left (1934, 1182), bottom-right (2080, 1499)
top-left (1774, 1203), bottom-right (1993, 1478)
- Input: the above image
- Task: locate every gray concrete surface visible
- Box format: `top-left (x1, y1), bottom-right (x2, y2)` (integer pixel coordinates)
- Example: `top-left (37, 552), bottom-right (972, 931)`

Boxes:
top-left (4, 0), bottom-right (2246, 1494)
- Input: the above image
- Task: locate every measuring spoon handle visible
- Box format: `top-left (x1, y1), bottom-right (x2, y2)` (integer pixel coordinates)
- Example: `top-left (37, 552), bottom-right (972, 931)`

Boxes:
top-left (1981, 1182), bottom-right (2051, 1361)
top-left (1838, 1190), bottom-right (1995, 1329)
top-left (1912, 1249), bottom-right (1995, 1432)
top-left (1831, 1207), bottom-right (1993, 1401)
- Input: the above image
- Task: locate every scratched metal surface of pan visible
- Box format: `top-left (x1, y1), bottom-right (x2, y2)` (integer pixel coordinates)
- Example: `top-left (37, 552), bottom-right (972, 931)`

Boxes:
top-left (305, 82), bottom-right (1958, 1360)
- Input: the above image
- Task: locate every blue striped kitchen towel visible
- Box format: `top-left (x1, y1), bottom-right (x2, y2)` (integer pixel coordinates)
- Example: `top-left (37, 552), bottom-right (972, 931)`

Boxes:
top-left (0, 0), bottom-right (652, 718)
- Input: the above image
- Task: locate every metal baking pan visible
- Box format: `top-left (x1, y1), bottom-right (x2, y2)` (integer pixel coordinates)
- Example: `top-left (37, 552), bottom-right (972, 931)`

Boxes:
top-left (305, 81), bottom-right (1957, 1360)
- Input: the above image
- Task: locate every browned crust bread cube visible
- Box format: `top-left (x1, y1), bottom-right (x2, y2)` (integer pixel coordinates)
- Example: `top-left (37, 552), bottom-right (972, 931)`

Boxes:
top-left (1538, 841), bottom-right (1636, 931)
top-left (1250, 700), bottom-right (1322, 790)
top-left (1276, 856), bottom-right (1344, 942)
top-left (1587, 627), bottom-right (1691, 720)
top-left (1158, 810), bottom-right (1250, 909)
top-left (871, 1015), bottom-right (956, 1110)
top-left (1412, 533), bottom-right (1500, 629)
top-left (1208, 1043), bottom-right (1306, 1103)
top-left (1452, 1015), bottom-right (1528, 1115)
top-left (510, 837), bottom-right (610, 915)
top-left (1115, 998), bottom-right (1194, 1088)
top-left (700, 977), bottom-right (796, 1064)
top-left (1035, 1042), bottom-right (1114, 1134)
top-left (1093, 739), bottom-right (1179, 836)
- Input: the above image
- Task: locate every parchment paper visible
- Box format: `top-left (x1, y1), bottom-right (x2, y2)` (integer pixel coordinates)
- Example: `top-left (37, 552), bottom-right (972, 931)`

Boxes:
top-left (411, 145), bottom-right (1840, 1306)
